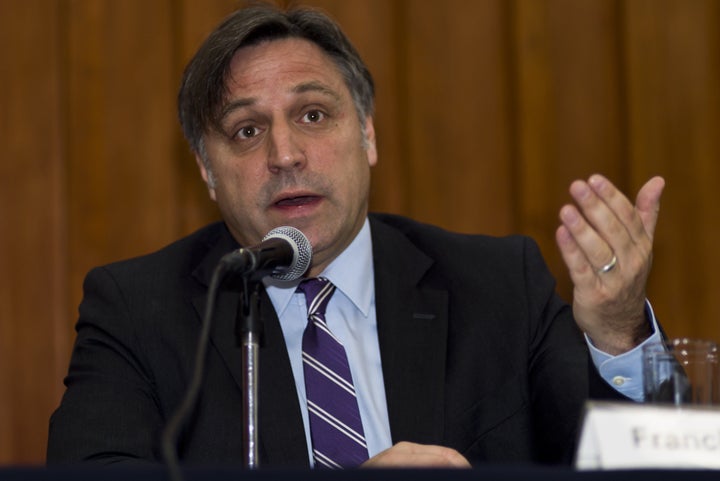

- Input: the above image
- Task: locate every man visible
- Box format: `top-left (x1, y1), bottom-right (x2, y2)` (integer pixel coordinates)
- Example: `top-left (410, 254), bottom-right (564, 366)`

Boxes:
top-left (47, 4), bottom-right (665, 469)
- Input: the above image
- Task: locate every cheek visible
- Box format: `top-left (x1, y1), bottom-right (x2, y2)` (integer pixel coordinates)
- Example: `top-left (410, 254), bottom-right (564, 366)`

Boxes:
top-left (212, 161), bottom-right (263, 203)
top-left (330, 151), bottom-right (372, 202)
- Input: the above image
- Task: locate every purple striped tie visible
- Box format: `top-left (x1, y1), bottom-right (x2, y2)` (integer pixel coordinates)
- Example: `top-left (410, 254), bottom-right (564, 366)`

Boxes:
top-left (298, 278), bottom-right (369, 468)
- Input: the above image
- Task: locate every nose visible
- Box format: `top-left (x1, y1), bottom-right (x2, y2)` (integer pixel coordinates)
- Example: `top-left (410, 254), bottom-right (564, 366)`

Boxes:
top-left (267, 121), bottom-right (306, 173)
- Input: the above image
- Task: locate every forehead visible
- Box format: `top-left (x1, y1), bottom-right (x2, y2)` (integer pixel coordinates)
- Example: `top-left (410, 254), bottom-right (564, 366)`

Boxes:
top-left (224, 37), bottom-right (349, 101)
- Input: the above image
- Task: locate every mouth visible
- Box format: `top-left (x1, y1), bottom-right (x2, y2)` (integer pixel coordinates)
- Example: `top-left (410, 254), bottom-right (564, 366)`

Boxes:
top-left (273, 194), bottom-right (322, 208)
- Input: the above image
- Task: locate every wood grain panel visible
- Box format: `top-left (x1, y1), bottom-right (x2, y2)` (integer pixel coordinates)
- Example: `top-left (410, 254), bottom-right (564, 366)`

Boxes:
top-left (0, 0), bottom-right (66, 464)
top-left (403, 0), bottom-right (515, 235)
top-left (624, 0), bottom-right (720, 340)
top-left (64, 0), bottom-right (179, 345)
top-left (514, 0), bottom-right (626, 298)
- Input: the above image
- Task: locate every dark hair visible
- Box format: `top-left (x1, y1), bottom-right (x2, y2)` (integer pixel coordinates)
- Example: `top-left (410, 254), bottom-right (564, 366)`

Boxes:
top-left (178, 3), bottom-right (375, 156)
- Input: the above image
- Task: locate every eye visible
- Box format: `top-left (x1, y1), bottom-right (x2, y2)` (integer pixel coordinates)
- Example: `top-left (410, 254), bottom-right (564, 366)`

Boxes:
top-left (236, 125), bottom-right (259, 139)
top-left (301, 110), bottom-right (326, 124)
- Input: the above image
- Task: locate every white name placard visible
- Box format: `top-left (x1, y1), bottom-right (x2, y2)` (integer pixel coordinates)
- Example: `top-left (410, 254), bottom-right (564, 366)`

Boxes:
top-left (575, 401), bottom-right (720, 470)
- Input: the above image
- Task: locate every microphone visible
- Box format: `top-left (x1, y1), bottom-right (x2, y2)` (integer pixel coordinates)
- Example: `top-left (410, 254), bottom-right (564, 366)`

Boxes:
top-left (219, 226), bottom-right (312, 281)
top-left (163, 226), bottom-right (311, 476)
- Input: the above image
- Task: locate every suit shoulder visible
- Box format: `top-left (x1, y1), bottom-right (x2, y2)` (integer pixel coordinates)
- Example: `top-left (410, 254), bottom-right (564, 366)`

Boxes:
top-left (92, 221), bottom-right (229, 279)
top-left (368, 212), bottom-right (555, 291)
top-left (369, 212), bottom-right (538, 259)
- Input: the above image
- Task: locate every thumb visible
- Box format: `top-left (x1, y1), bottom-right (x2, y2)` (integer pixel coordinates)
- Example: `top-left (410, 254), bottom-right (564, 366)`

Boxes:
top-left (635, 176), bottom-right (665, 241)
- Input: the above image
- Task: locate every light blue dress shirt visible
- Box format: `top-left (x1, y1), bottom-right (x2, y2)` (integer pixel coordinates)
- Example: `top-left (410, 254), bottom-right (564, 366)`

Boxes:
top-left (264, 219), bottom-right (391, 464)
top-left (586, 302), bottom-right (662, 400)
top-left (264, 218), bottom-right (660, 464)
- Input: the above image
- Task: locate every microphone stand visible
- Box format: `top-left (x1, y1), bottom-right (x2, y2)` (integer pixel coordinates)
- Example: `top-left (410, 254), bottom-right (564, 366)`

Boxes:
top-left (237, 277), bottom-right (262, 469)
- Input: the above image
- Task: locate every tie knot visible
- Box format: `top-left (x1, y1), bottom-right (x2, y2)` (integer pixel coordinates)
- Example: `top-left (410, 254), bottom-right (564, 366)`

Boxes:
top-left (298, 277), bottom-right (336, 318)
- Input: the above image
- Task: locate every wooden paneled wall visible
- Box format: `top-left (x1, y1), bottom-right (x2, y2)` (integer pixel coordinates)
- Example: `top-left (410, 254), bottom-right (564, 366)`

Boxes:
top-left (1, 0), bottom-right (719, 464)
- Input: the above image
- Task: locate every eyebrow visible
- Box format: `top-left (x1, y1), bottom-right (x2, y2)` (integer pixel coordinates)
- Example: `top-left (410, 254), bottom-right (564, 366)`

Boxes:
top-left (219, 98), bottom-right (256, 122)
top-left (218, 81), bottom-right (343, 124)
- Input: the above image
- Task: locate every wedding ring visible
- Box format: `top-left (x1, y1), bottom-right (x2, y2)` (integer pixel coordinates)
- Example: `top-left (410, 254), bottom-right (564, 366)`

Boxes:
top-left (597, 254), bottom-right (618, 274)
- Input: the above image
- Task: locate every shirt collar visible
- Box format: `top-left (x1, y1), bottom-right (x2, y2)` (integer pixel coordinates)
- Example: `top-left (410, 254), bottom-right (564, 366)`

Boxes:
top-left (264, 218), bottom-right (374, 317)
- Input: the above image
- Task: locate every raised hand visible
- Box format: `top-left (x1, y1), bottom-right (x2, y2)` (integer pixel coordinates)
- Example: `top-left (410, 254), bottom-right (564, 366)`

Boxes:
top-left (556, 174), bottom-right (665, 354)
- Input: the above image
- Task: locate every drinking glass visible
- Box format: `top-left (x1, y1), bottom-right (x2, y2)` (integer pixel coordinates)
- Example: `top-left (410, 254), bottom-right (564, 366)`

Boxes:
top-left (642, 338), bottom-right (719, 405)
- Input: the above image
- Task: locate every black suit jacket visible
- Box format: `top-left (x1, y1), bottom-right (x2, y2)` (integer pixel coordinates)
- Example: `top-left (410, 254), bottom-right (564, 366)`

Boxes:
top-left (47, 214), bottom-right (621, 467)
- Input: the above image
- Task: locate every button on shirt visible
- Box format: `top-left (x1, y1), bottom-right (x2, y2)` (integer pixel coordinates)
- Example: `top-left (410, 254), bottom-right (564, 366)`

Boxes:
top-left (586, 302), bottom-right (662, 401)
top-left (264, 218), bottom-right (661, 465)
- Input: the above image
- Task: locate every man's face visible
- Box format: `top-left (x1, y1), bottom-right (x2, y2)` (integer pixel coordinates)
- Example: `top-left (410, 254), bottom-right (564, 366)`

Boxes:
top-left (198, 38), bottom-right (377, 277)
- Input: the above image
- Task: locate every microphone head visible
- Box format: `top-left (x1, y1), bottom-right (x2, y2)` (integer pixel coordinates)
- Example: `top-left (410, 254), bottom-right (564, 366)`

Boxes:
top-left (262, 226), bottom-right (312, 281)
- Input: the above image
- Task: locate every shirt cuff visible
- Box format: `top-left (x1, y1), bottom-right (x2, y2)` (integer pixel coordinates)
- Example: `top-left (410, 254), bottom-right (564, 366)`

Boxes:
top-left (585, 301), bottom-right (661, 402)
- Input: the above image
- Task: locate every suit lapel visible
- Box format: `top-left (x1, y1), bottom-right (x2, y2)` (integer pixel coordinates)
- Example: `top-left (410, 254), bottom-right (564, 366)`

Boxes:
top-left (370, 218), bottom-right (449, 445)
top-left (187, 219), bottom-right (449, 460)
top-left (190, 226), bottom-right (308, 467)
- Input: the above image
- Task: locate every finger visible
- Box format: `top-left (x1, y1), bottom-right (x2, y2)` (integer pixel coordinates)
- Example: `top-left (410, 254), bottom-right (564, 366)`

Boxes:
top-left (363, 442), bottom-right (471, 468)
top-left (558, 202), bottom-right (617, 275)
top-left (556, 222), bottom-right (609, 286)
top-left (556, 223), bottom-right (587, 283)
top-left (634, 176), bottom-right (665, 241)
top-left (585, 174), bottom-right (658, 247)
top-left (394, 443), bottom-right (470, 467)
top-left (570, 176), bottom-right (634, 253)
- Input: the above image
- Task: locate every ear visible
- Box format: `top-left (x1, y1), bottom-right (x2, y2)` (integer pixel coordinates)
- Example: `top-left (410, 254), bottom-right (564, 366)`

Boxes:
top-left (194, 153), bottom-right (217, 201)
top-left (364, 116), bottom-right (377, 167)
